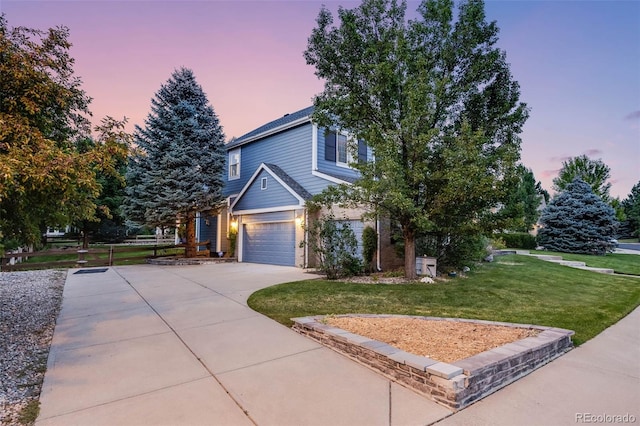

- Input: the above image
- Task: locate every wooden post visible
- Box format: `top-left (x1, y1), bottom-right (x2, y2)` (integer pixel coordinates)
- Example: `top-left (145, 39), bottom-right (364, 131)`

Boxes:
top-left (77, 249), bottom-right (88, 267)
top-left (109, 245), bottom-right (114, 266)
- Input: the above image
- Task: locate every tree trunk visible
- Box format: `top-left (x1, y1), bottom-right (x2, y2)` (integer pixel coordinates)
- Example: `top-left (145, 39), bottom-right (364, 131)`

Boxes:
top-left (404, 228), bottom-right (417, 280)
top-left (185, 211), bottom-right (197, 258)
top-left (82, 221), bottom-right (90, 249)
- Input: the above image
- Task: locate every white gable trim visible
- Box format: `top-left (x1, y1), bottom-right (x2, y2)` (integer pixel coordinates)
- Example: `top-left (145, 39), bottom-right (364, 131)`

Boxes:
top-left (229, 163), bottom-right (306, 213)
top-left (312, 123), bottom-right (318, 171)
top-left (311, 124), bottom-right (355, 185)
top-left (311, 170), bottom-right (352, 185)
top-left (232, 205), bottom-right (302, 216)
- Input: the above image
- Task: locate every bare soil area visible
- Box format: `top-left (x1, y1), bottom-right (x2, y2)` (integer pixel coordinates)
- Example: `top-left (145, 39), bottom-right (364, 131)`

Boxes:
top-left (325, 316), bottom-right (539, 363)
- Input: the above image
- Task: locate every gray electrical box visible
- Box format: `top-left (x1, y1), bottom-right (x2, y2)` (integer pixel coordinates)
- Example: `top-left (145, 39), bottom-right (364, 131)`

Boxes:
top-left (416, 256), bottom-right (437, 277)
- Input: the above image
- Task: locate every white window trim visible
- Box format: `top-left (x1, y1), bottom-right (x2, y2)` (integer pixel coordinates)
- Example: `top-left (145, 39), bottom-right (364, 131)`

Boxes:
top-left (336, 132), bottom-right (356, 169)
top-left (261, 177), bottom-right (267, 190)
top-left (228, 148), bottom-right (241, 180)
top-left (311, 124), bottom-right (356, 184)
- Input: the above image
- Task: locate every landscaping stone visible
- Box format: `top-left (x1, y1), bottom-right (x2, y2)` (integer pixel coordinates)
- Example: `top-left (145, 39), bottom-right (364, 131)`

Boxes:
top-left (292, 315), bottom-right (574, 411)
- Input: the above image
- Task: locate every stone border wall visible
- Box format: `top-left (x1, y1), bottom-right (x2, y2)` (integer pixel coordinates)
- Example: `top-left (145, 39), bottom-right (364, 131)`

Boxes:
top-left (292, 315), bottom-right (573, 411)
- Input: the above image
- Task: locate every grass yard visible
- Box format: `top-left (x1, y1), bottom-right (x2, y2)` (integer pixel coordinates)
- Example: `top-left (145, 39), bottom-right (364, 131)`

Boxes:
top-left (248, 254), bottom-right (640, 346)
top-left (11, 245), bottom-right (183, 270)
top-left (529, 250), bottom-right (640, 276)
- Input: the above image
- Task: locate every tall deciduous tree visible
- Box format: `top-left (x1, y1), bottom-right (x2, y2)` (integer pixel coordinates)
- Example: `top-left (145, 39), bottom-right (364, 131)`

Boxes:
top-left (74, 117), bottom-right (131, 248)
top-left (123, 68), bottom-right (225, 257)
top-left (304, 0), bottom-right (528, 278)
top-left (552, 155), bottom-right (612, 202)
top-left (0, 16), bottom-right (127, 247)
top-left (537, 178), bottom-right (617, 255)
top-left (622, 181), bottom-right (640, 239)
top-left (499, 165), bottom-right (544, 232)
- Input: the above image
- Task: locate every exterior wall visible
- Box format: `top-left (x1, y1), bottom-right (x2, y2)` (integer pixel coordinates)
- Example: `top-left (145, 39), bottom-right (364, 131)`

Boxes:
top-left (223, 124), bottom-right (368, 200)
top-left (219, 210), bottom-right (229, 255)
top-left (305, 205), bottom-right (375, 269)
top-left (315, 128), bottom-right (363, 183)
top-left (197, 215), bottom-right (218, 252)
top-left (233, 169), bottom-right (300, 211)
top-left (225, 124), bottom-right (318, 196)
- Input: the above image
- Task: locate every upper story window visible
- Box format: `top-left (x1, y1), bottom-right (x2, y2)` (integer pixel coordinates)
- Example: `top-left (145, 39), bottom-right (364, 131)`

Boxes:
top-left (228, 148), bottom-right (241, 180)
top-left (325, 130), bottom-right (368, 167)
top-left (337, 134), bottom-right (349, 166)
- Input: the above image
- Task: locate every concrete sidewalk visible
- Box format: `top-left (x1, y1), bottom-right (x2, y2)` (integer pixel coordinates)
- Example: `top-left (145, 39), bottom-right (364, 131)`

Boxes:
top-left (36, 264), bottom-right (451, 426)
top-left (36, 263), bottom-right (639, 426)
top-left (436, 306), bottom-right (640, 425)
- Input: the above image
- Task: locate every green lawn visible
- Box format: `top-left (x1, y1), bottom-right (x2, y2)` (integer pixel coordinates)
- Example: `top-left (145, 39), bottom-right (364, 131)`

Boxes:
top-left (619, 238), bottom-right (639, 243)
top-left (528, 250), bottom-right (640, 276)
top-left (16, 245), bottom-right (183, 268)
top-left (248, 254), bottom-right (640, 346)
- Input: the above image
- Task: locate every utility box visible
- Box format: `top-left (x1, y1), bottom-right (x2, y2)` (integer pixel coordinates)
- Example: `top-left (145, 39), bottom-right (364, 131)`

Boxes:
top-left (416, 256), bottom-right (437, 277)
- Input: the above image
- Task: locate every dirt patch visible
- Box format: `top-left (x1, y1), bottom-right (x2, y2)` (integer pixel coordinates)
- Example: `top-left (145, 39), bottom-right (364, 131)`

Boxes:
top-left (324, 316), bottom-right (539, 363)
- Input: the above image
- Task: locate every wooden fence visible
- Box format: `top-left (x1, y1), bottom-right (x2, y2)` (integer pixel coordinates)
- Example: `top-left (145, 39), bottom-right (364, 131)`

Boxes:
top-left (123, 235), bottom-right (176, 245)
top-left (0, 244), bottom-right (197, 272)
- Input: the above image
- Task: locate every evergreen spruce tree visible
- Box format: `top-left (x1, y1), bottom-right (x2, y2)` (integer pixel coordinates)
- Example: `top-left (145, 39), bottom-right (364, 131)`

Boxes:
top-left (124, 68), bottom-right (225, 257)
top-left (537, 178), bottom-right (617, 255)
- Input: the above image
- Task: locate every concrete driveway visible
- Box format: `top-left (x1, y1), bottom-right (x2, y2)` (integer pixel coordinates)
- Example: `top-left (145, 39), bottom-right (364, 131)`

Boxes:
top-left (36, 263), bottom-right (451, 426)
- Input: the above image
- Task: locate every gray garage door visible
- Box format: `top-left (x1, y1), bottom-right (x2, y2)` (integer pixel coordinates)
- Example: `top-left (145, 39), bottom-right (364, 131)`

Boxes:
top-left (243, 222), bottom-right (295, 266)
top-left (340, 220), bottom-right (364, 259)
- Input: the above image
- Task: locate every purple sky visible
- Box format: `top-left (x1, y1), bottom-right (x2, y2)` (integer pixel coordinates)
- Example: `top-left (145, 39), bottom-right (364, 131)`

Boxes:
top-left (2, 0), bottom-right (638, 199)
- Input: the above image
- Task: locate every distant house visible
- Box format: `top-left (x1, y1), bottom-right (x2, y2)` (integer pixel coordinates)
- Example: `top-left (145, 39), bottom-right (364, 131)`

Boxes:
top-left (196, 106), bottom-right (402, 269)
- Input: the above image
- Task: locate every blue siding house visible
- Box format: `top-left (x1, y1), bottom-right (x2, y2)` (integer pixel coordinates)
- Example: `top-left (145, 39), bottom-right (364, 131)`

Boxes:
top-left (198, 106), bottom-right (385, 267)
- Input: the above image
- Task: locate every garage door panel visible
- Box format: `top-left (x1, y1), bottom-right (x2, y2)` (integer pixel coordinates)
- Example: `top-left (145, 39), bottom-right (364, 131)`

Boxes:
top-left (243, 222), bottom-right (295, 266)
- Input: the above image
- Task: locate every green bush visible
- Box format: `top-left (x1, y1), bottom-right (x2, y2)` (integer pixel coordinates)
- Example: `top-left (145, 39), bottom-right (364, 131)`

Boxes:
top-left (496, 232), bottom-right (537, 249)
top-left (362, 226), bottom-right (377, 272)
top-left (416, 233), bottom-right (489, 272)
top-left (302, 212), bottom-right (362, 279)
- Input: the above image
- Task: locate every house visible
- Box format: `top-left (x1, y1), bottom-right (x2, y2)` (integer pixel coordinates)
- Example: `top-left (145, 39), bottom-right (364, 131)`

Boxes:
top-left (196, 106), bottom-right (402, 269)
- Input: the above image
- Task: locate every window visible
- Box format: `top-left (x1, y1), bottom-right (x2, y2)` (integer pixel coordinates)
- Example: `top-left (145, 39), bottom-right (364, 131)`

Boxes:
top-left (325, 130), bottom-right (358, 167)
top-left (337, 134), bottom-right (348, 165)
top-left (228, 148), bottom-right (240, 180)
top-left (261, 177), bottom-right (267, 190)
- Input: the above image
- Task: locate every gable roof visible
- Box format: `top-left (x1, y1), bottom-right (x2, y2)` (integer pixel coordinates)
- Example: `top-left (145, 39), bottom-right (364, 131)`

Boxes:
top-left (227, 106), bottom-right (314, 149)
top-left (264, 163), bottom-right (313, 200)
top-left (230, 163), bottom-right (312, 213)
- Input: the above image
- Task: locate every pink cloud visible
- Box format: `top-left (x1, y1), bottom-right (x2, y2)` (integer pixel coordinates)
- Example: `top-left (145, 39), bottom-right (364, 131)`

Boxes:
top-left (541, 169), bottom-right (560, 178)
top-left (549, 156), bottom-right (571, 163)
top-left (624, 111), bottom-right (640, 121)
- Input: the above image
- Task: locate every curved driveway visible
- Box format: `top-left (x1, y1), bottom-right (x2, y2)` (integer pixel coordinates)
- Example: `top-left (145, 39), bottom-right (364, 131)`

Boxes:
top-left (36, 263), bottom-right (639, 425)
top-left (36, 263), bottom-right (450, 425)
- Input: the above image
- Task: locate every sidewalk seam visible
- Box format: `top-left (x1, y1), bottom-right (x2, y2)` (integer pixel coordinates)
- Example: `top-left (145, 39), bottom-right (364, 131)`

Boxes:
top-left (36, 376), bottom-right (211, 422)
top-left (112, 267), bottom-right (259, 426)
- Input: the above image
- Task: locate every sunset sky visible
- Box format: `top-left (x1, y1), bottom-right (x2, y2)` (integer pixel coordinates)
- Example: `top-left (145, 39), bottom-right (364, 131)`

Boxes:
top-left (1, 0), bottom-right (638, 199)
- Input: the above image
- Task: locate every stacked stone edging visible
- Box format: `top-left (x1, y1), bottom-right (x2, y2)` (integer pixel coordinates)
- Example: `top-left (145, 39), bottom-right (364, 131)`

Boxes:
top-left (496, 250), bottom-right (615, 274)
top-left (292, 314), bottom-right (574, 411)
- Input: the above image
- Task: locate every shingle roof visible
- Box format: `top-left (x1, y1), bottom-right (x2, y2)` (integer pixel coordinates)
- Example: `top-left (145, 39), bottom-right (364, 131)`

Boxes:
top-left (264, 163), bottom-right (313, 200)
top-left (227, 106), bottom-right (314, 149)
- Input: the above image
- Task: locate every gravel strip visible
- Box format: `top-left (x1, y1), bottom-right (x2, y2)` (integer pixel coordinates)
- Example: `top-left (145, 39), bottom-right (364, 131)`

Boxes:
top-left (1, 269), bottom-right (66, 426)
